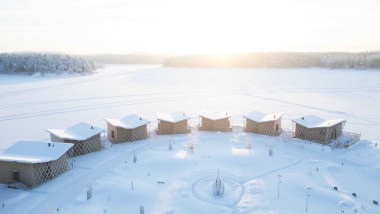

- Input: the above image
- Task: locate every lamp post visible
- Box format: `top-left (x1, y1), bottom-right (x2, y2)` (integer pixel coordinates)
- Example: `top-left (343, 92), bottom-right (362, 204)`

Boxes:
top-left (338, 200), bottom-right (348, 214)
top-left (277, 173), bottom-right (283, 198)
top-left (305, 186), bottom-right (312, 213)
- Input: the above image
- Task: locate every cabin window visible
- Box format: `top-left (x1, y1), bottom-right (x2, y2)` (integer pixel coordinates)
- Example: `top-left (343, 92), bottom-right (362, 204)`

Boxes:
top-left (111, 130), bottom-right (115, 138)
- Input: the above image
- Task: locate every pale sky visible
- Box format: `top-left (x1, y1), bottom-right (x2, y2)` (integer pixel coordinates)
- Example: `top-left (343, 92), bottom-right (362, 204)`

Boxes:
top-left (0, 0), bottom-right (380, 54)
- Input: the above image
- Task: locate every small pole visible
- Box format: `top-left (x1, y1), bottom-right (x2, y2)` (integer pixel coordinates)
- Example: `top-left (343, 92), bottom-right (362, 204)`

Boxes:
top-left (87, 186), bottom-right (93, 200)
top-left (305, 186), bottom-right (312, 213)
top-left (277, 173), bottom-right (282, 198)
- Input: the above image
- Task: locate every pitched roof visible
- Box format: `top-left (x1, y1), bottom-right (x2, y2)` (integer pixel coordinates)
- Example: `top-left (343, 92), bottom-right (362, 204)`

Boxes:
top-left (46, 122), bottom-right (104, 141)
top-left (0, 141), bottom-right (73, 164)
top-left (199, 110), bottom-right (231, 121)
top-left (156, 111), bottom-right (190, 123)
top-left (104, 114), bottom-right (149, 129)
top-left (244, 111), bottom-right (284, 122)
top-left (292, 115), bottom-right (346, 128)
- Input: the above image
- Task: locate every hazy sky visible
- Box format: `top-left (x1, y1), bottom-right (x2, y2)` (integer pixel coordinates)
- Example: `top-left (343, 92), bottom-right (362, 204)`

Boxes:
top-left (1, 0), bottom-right (379, 54)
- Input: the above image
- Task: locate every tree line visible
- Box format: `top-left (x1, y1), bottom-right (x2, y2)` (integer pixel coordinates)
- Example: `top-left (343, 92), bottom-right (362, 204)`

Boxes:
top-left (0, 53), bottom-right (100, 75)
top-left (163, 52), bottom-right (380, 69)
top-left (86, 54), bottom-right (168, 64)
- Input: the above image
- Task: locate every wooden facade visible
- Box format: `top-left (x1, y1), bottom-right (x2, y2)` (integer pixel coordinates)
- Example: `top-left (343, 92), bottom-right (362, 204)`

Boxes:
top-left (157, 119), bottom-right (190, 135)
top-left (0, 141), bottom-right (73, 188)
top-left (156, 111), bottom-right (191, 135)
top-left (243, 112), bottom-right (283, 136)
top-left (107, 123), bottom-right (149, 143)
top-left (199, 117), bottom-right (232, 132)
top-left (294, 123), bottom-right (344, 144)
top-left (50, 133), bottom-right (102, 156)
top-left (292, 115), bottom-right (346, 144)
top-left (244, 119), bottom-right (282, 136)
top-left (46, 122), bottom-right (104, 156)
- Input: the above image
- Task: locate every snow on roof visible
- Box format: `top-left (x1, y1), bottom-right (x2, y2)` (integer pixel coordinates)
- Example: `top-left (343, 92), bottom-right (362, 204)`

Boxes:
top-left (0, 141), bottom-right (73, 164)
top-left (199, 110), bottom-right (231, 121)
top-left (292, 115), bottom-right (346, 128)
top-left (156, 111), bottom-right (190, 123)
top-left (244, 111), bottom-right (284, 122)
top-left (104, 114), bottom-right (149, 129)
top-left (46, 122), bottom-right (104, 141)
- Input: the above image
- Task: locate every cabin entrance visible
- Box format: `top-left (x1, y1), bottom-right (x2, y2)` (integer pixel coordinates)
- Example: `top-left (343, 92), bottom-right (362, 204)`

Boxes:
top-left (12, 170), bottom-right (21, 182)
top-left (275, 124), bottom-right (279, 132)
top-left (332, 129), bottom-right (337, 139)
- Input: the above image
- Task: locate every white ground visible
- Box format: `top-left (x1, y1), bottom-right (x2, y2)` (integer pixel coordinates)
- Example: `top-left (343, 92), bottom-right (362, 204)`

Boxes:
top-left (0, 65), bottom-right (379, 214)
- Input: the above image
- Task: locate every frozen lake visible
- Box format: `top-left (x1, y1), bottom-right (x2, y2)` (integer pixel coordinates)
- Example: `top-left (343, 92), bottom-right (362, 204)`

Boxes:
top-left (1, 64), bottom-right (379, 149)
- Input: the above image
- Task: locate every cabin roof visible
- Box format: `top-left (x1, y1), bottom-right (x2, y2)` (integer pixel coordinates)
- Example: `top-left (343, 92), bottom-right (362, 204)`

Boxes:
top-left (104, 114), bottom-right (149, 129)
top-left (46, 122), bottom-right (104, 141)
top-left (199, 110), bottom-right (231, 121)
top-left (244, 111), bottom-right (284, 122)
top-left (292, 115), bottom-right (346, 128)
top-left (0, 141), bottom-right (73, 164)
top-left (156, 111), bottom-right (190, 123)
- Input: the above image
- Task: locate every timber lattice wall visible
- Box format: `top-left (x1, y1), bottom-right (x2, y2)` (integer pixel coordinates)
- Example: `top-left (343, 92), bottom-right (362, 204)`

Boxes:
top-left (198, 117), bottom-right (232, 132)
top-left (157, 120), bottom-right (190, 135)
top-left (292, 122), bottom-right (344, 144)
top-left (243, 118), bottom-right (281, 136)
top-left (109, 124), bottom-right (149, 143)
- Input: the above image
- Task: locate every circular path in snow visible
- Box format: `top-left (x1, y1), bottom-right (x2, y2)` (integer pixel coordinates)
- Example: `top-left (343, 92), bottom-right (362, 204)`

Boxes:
top-left (191, 174), bottom-right (244, 206)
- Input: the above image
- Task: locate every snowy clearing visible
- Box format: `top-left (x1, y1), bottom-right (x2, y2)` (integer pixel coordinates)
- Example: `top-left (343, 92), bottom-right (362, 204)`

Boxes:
top-left (0, 64), bottom-right (379, 213)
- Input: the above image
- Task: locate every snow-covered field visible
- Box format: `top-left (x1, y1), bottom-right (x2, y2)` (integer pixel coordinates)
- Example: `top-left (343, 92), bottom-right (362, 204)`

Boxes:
top-left (0, 64), bottom-right (379, 213)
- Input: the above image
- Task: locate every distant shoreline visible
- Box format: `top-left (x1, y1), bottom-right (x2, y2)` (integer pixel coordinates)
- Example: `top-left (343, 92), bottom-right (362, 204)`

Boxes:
top-left (163, 52), bottom-right (380, 69)
top-left (0, 53), bottom-right (99, 76)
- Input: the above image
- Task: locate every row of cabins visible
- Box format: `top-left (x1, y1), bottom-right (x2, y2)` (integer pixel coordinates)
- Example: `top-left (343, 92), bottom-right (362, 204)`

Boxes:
top-left (0, 111), bottom-right (347, 188)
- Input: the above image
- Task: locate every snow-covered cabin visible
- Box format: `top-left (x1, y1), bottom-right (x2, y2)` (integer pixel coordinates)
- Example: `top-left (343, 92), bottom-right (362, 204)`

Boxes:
top-left (45, 122), bottom-right (104, 156)
top-left (0, 141), bottom-right (73, 188)
top-left (156, 111), bottom-right (190, 135)
top-left (199, 110), bottom-right (232, 132)
top-left (244, 111), bottom-right (284, 136)
top-left (292, 115), bottom-right (346, 144)
top-left (104, 114), bottom-right (150, 143)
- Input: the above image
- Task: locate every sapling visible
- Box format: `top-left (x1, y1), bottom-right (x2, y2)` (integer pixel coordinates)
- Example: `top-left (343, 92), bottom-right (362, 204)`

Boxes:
top-left (133, 152), bottom-right (137, 163)
top-left (212, 169), bottom-right (224, 196)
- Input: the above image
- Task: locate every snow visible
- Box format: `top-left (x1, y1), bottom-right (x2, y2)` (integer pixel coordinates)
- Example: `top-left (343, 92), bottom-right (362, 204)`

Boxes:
top-left (292, 115), bottom-right (346, 128)
top-left (46, 122), bottom-right (104, 141)
top-left (0, 141), bottom-right (73, 164)
top-left (199, 109), bottom-right (231, 121)
top-left (244, 111), bottom-right (284, 122)
top-left (156, 111), bottom-right (190, 123)
top-left (0, 64), bottom-right (380, 214)
top-left (104, 114), bottom-right (149, 129)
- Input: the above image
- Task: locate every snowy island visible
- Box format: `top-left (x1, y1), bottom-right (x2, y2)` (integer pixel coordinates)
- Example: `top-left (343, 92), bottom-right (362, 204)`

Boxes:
top-left (0, 53), bottom-right (99, 76)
